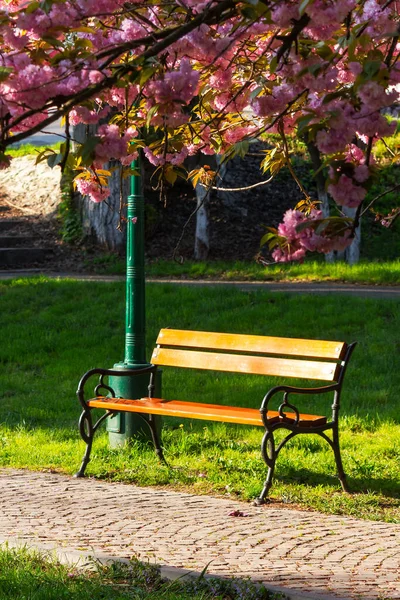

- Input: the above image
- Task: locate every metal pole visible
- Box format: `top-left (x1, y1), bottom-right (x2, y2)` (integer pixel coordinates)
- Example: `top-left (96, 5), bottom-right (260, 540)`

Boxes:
top-left (107, 157), bottom-right (161, 446)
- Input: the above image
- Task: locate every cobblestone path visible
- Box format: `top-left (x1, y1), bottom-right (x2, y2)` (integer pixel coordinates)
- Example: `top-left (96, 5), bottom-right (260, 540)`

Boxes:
top-left (1, 470), bottom-right (399, 600)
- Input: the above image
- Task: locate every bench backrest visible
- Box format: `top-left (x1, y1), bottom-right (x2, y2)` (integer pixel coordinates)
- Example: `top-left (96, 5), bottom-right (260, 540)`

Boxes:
top-left (151, 329), bottom-right (348, 382)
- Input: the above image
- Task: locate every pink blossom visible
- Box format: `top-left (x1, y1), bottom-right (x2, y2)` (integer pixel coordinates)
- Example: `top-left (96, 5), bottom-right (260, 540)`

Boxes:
top-left (213, 91), bottom-right (249, 113)
top-left (252, 84), bottom-right (293, 118)
top-left (11, 111), bottom-right (48, 132)
top-left (272, 245), bottom-right (306, 263)
top-left (69, 106), bottom-right (109, 126)
top-left (352, 109), bottom-right (396, 138)
top-left (277, 209), bottom-right (309, 240)
top-left (345, 144), bottom-right (366, 164)
top-left (271, 4), bottom-right (299, 28)
top-left (305, 0), bottom-right (357, 40)
top-left (228, 510), bottom-right (249, 517)
top-left (143, 147), bottom-right (188, 167)
top-left (93, 124), bottom-right (138, 165)
top-left (328, 174), bottom-right (367, 208)
top-left (209, 68), bottom-right (234, 92)
top-left (2, 27), bottom-right (28, 50)
top-left (75, 177), bottom-right (110, 203)
top-left (358, 81), bottom-right (396, 111)
top-left (316, 128), bottom-right (353, 154)
top-left (104, 86), bottom-right (139, 109)
top-left (357, 0), bottom-right (398, 36)
top-left (353, 164), bottom-right (370, 183)
top-left (223, 125), bottom-right (256, 145)
top-left (88, 70), bottom-right (105, 85)
top-left (147, 59), bottom-right (199, 106)
top-left (271, 208), bottom-right (353, 263)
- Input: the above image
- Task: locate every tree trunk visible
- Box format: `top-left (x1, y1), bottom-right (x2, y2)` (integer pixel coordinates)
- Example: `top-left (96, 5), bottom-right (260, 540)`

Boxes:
top-left (77, 162), bottom-right (127, 253)
top-left (194, 181), bottom-right (210, 260)
top-left (306, 140), bottom-right (335, 263)
top-left (186, 153), bottom-right (215, 261)
top-left (73, 124), bottom-right (127, 253)
top-left (336, 206), bottom-right (361, 265)
top-left (306, 140), bottom-right (360, 264)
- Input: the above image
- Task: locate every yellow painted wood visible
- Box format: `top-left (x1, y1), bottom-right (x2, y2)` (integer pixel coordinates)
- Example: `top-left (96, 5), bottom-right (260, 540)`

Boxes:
top-left (151, 348), bottom-right (340, 381)
top-left (88, 397), bottom-right (327, 427)
top-left (156, 329), bottom-right (346, 360)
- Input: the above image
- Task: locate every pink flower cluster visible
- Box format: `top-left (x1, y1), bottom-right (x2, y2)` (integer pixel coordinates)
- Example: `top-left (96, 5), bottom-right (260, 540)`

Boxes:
top-left (93, 124), bottom-right (138, 167)
top-left (272, 209), bottom-right (352, 263)
top-left (143, 146), bottom-right (188, 167)
top-left (327, 175), bottom-right (367, 208)
top-left (327, 144), bottom-right (371, 208)
top-left (75, 177), bottom-right (110, 203)
top-left (69, 106), bottom-right (110, 126)
top-left (146, 59), bottom-right (199, 108)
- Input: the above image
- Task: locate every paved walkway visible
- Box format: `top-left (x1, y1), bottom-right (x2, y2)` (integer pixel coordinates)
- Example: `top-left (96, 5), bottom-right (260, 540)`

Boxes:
top-left (1, 469), bottom-right (399, 600)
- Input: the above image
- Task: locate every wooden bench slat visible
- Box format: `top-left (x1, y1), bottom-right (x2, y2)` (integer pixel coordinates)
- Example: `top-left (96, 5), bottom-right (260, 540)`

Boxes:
top-left (151, 348), bottom-right (340, 381)
top-left (157, 329), bottom-right (347, 360)
top-left (88, 397), bottom-right (327, 428)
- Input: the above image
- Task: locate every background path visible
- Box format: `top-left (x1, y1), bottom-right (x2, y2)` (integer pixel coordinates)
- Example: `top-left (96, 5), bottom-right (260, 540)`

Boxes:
top-left (1, 469), bottom-right (399, 600)
top-left (0, 272), bottom-right (399, 299)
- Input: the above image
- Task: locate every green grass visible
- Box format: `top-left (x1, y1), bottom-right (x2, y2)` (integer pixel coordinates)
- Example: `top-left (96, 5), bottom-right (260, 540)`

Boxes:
top-left (8, 142), bottom-right (62, 158)
top-left (0, 545), bottom-right (278, 600)
top-left (0, 278), bottom-right (399, 522)
top-left (87, 256), bottom-right (400, 285)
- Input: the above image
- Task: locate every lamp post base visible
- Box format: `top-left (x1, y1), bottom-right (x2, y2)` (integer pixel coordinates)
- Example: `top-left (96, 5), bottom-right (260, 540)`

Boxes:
top-left (106, 362), bottom-right (162, 448)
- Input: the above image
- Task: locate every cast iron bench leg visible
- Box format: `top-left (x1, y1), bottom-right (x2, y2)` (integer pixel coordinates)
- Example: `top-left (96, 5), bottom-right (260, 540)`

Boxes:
top-left (332, 426), bottom-right (350, 492)
top-left (146, 413), bottom-right (168, 466)
top-left (255, 427), bottom-right (276, 505)
top-left (75, 408), bottom-right (94, 477)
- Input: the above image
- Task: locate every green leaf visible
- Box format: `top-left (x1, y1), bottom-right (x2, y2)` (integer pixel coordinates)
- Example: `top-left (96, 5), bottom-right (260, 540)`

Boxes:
top-left (78, 137), bottom-right (100, 166)
top-left (299, 0), bottom-right (314, 15)
top-left (139, 66), bottom-right (157, 86)
top-left (295, 219), bottom-right (314, 233)
top-left (363, 60), bottom-right (381, 80)
top-left (315, 219), bottom-right (330, 235)
top-left (47, 153), bottom-right (63, 168)
top-left (250, 86), bottom-right (263, 100)
top-left (322, 90), bottom-right (347, 104)
top-left (241, 6), bottom-right (258, 19)
top-left (0, 66), bottom-right (13, 83)
top-left (146, 105), bottom-right (159, 128)
top-left (35, 148), bottom-right (56, 165)
top-left (296, 113), bottom-right (314, 136)
top-left (164, 166), bottom-right (177, 186)
top-left (315, 43), bottom-right (334, 61)
top-left (40, 0), bottom-right (57, 14)
top-left (269, 56), bottom-right (278, 75)
top-left (26, 2), bottom-right (40, 14)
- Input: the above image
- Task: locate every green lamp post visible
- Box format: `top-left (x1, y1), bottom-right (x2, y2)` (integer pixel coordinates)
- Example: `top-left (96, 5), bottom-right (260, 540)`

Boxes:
top-left (106, 157), bottom-right (160, 446)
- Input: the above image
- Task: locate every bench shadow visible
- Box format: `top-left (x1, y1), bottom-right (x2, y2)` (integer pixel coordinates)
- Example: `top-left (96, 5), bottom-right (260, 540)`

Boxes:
top-left (272, 465), bottom-right (400, 499)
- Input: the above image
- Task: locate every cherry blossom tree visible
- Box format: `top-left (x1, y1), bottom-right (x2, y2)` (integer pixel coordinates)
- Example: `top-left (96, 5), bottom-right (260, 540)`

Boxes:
top-left (0, 0), bottom-right (399, 261)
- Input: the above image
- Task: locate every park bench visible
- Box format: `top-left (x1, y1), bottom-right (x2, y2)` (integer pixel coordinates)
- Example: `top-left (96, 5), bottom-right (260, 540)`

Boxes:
top-left (75, 328), bottom-right (356, 504)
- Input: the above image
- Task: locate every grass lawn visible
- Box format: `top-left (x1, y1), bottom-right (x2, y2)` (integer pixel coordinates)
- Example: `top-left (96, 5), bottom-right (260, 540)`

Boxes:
top-left (0, 277), bottom-right (399, 522)
top-left (0, 545), bottom-right (277, 600)
top-left (8, 142), bottom-right (62, 157)
top-left (84, 257), bottom-right (400, 284)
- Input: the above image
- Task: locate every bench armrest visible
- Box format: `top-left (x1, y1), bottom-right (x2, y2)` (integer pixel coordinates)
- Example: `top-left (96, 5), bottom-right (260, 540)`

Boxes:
top-left (76, 365), bottom-right (157, 410)
top-left (260, 382), bottom-right (339, 427)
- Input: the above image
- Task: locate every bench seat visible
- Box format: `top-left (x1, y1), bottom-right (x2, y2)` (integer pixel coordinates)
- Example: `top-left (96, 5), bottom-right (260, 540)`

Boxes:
top-left (88, 396), bottom-right (327, 428)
